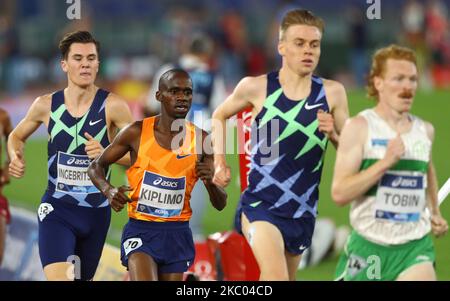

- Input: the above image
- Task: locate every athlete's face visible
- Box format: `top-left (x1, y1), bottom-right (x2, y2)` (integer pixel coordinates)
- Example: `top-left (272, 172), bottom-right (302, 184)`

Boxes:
top-left (375, 59), bottom-right (418, 113)
top-left (278, 24), bottom-right (322, 76)
top-left (157, 73), bottom-right (193, 119)
top-left (61, 43), bottom-right (99, 88)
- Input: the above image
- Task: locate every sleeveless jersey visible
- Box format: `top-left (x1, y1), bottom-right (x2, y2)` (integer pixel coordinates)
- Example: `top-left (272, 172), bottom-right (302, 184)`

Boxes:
top-left (241, 71), bottom-right (330, 219)
top-left (43, 89), bottom-right (110, 208)
top-left (350, 109), bottom-right (431, 245)
top-left (126, 117), bottom-right (199, 222)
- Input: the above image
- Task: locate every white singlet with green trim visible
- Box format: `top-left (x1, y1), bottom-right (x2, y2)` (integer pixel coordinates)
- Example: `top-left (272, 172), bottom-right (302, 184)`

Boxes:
top-left (350, 109), bottom-right (431, 245)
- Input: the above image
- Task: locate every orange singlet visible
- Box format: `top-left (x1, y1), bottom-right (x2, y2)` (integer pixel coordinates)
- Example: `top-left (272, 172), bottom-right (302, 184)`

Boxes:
top-left (126, 116), bottom-right (199, 222)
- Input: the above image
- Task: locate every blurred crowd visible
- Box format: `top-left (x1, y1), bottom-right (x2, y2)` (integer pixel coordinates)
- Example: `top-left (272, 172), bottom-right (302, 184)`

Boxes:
top-left (0, 0), bottom-right (449, 112)
top-left (401, 0), bottom-right (450, 89)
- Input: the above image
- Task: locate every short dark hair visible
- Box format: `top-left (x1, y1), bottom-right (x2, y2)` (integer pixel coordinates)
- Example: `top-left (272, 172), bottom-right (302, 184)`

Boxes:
top-left (59, 31), bottom-right (100, 59)
top-left (158, 68), bottom-right (191, 90)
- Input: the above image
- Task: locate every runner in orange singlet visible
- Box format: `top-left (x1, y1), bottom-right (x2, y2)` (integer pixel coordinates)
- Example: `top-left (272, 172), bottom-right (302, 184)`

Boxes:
top-left (88, 69), bottom-right (227, 280)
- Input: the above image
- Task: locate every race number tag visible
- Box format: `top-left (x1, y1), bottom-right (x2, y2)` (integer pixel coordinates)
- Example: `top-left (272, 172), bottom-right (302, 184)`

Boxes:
top-left (123, 238), bottom-right (143, 256)
top-left (374, 172), bottom-right (426, 222)
top-left (136, 171), bottom-right (186, 218)
top-left (347, 254), bottom-right (368, 278)
top-left (38, 203), bottom-right (54, 222)
top-left (56, 152), bottom-right (99, 194)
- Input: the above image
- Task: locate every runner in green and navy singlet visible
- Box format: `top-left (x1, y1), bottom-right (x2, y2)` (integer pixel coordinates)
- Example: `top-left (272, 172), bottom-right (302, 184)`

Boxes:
top-left (43, 89), bottom-right (110, 207)
top-left (38, 89), bottom-right (112, 280)
top-left (241, 71), bottom-right (329, 219)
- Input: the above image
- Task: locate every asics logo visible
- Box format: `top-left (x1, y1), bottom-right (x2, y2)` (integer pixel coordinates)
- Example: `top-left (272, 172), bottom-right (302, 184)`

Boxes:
top-left (152, 177), bottom-right (178, 188)
top-left (391, 176), bottom-right (418, 188)
top-left (89, 119), bottom-right (102, 126)
top-left (67, 157), bottom-right (90, 165)
top-left (304, 103), bottom-right (323, 110)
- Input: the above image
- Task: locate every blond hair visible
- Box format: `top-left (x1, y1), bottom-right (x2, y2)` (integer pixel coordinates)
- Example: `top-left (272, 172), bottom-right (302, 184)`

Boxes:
top-left (367, 44), bottom-right (417, 99)
top-left (279, 9), bottom-right (325, 41)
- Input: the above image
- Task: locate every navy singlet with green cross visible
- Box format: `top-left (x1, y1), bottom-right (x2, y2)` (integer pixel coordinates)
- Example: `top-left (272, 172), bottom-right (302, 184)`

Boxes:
top-left (241, 71), bottom-right (329, 219)
top-left (43, 89), bottom-right (111, 208)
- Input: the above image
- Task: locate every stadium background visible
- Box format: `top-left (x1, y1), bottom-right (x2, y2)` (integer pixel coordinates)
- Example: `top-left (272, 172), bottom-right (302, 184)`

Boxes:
top-left (1, 0), bottom-right (449, 280)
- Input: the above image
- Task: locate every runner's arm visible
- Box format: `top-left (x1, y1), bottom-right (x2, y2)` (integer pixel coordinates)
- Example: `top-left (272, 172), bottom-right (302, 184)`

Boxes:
top-left (8, 96), bottom-right (49, 162)
top-left (199, 130), bottom-right (227, 211)
top-left (324, 80), bottom-right (349, 148)
top-left (427, 159), bottom-right (441, 214)
top-left (106, 94), bottom-right (134, 166)
top-left (211, 76), bottom-right (259, 187)
top-left (424, 122), bottom-right (440, 215)
top-left (212, 76), bottom-right (260, 159)
top-left (332, 116), bottom-right (388, 205)
top-left (425, 122), bottom-right (448, 236)
top-left (88, 122), bottom-right (139, 195)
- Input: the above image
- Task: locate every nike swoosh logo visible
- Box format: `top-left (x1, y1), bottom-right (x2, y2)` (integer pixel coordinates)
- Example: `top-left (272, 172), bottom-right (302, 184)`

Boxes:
top-left (89, 119), bottom-right (102, 126)
top-left (250, 201), bottom-right (262, 208)
top-left (304, 103), bottom-right (323, 110)
top-left (299, 245), bottom-right (307, 250)
top-left (176, 154), bottom-right (191, 159)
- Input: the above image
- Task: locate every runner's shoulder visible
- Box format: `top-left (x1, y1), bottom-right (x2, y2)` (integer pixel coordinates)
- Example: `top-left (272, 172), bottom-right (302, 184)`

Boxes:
top-left (322, 78), bottom-right (345, 93)
top-left (105, 92), bottom-right (128, 108)
top-left (35, 93), bottom-right (52, 106)
top-left (123, 120), bottom-right (143, 137)
top-left (231, 75), bottom-right (267, 107)
top-left (30, 94), bottom-right (52, 116)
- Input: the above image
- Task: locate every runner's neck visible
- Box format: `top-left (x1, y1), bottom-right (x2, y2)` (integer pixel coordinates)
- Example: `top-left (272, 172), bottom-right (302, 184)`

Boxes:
top-left (64, 83), bottom-right (98, 107)
top-left (374, 103), bottom-right (411, 133)
top-left (278, 67), bottom-right (313, 100)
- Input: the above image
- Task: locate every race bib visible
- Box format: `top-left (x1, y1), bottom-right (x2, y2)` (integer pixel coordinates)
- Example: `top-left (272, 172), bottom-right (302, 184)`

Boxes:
top-left (347, 254), bottom-right (368, 278)
top-left (123, 238), bottom-right (143, 256)
top-left (136, 171), bottom-right (186, 218)
top-left (374, 172), bottom-right (426, 222)
top-left (56, 152), bottom-right (99, 194)
top-left (38, 203), bottom-right (54, 222)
